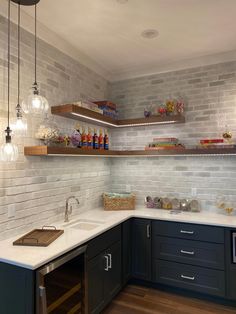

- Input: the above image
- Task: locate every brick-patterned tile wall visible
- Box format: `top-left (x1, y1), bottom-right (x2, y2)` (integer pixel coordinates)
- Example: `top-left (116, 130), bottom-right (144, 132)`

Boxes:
top-left (109, 62), bottom-right (236, 209)
top-left (0, 15), bottom-right (111, 240)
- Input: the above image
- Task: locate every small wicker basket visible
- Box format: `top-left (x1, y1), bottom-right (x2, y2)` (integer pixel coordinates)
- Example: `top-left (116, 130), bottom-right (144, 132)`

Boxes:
top-left (103, 193), bottom-right (136, 211)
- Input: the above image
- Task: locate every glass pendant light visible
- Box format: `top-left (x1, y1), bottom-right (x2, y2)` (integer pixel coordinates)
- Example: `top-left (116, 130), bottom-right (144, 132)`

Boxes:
top-left (11, 2), bottom-right (27, 136)
top-left (1, 0), bottom-right (18, 162)
top-left (21, 3), bottom-right (48, 115)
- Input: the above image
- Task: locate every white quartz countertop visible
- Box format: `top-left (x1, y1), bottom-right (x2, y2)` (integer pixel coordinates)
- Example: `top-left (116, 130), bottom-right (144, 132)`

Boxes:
top-left (1, 207), bottom-right (236, 270)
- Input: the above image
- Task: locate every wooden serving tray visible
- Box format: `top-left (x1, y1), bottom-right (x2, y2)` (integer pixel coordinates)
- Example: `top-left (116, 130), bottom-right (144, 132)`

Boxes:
top-left (13, 226), bottom-right (64, 247)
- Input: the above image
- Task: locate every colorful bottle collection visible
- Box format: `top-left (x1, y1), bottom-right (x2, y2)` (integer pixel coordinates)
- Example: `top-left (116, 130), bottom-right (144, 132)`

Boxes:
top-left (73, 124), bottom-right (109, 150)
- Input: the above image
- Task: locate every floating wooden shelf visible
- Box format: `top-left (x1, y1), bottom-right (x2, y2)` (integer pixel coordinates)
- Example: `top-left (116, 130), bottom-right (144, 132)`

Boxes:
top-left (24, 146), bottom-right (236, 157)
top-left (51, 104), bottom-right (185, 128)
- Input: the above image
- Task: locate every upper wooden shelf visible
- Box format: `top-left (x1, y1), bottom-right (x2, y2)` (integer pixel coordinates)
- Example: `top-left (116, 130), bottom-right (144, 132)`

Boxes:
top-left (24, 146), bottom-right (236, 157)
top-left (51, 104), bottom-right (185, 128)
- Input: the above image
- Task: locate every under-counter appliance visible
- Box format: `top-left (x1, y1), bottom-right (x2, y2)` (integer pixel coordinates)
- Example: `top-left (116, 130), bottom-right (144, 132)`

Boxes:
top-left (232, 232), bottom-right (236, 263)
top-left (36, 245), bottom-right (87, 314)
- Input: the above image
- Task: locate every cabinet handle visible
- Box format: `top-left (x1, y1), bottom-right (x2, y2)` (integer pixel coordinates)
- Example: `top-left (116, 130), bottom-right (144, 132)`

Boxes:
top-left (104, 255), bottom-right (109, 271)
top-left (107, 253), bottom-right (112, 269)
top-left (181, 274), bottom-right (195, 281)
top-left (180, 230), bottom-right (194, 235)
top-left (39, 286), bottom-right (47, 314)
top-left (180, 249), bottom-right (195, 255)
top-left (147, 224), bottom-right (151, 239)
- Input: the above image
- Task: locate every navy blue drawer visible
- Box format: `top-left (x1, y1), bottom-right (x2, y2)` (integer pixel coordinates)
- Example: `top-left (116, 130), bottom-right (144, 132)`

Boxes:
top-left (153, 221), bottom-right (224, 243)
top-left (153, 236), bottom-right (225, 270)
top-left (153, 260), bottom-right (225, 297)
top-left (87, 225), bottom-right (121, 260)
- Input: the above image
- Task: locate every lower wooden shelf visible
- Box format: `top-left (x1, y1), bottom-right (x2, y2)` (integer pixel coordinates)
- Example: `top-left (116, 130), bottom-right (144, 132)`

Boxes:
top-left (24, 146), bottom-right (236, 157)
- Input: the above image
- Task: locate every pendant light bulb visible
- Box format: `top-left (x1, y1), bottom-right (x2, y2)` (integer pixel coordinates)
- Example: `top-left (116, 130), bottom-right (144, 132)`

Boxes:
top-left (0, 128), bottom-right (18, 162)
top-left (11, 104), bottom-right (28, 136)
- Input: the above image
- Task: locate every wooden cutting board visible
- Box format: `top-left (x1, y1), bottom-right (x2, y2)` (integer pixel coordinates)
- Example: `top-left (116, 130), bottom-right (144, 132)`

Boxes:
top-left (13, 226), bottom-right (64, 247)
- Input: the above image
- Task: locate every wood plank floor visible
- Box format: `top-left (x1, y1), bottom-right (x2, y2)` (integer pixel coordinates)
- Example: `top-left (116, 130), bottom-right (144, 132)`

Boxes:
top-left (102, 285), bottom-right (236, 314)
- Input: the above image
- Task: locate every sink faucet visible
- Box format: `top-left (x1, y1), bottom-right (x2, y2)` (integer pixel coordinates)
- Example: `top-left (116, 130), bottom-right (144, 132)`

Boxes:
top-left (65, 196), bottom-right (80, 222)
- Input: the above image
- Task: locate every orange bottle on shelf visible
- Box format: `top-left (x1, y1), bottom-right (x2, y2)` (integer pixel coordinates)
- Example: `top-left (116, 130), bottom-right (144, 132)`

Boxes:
top-left (87, 127), bottom-right (93, 149)
top-left (99, 129), bottom-right (104, 150)
top-left (81, 126), bottom-right (87, 149)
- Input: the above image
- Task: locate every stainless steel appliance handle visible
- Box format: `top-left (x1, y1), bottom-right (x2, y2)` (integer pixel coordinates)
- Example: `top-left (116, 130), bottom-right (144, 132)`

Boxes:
top-left (180, 249), bottom-right (195, 255)
top-left (39, 286), bottom-right (47, 314)
top-left (108, 253), bottom-right (112, 269)
top-left (38, 245), bottom-right (87, 276)
top-left (181, 274), bottom-right (195, 281)
top-left (104, 255), bottom-right (109, 271)
top-left (180, 230), bottom-right (194, 235)
top-left (147, 224), bottom-right (151, 239)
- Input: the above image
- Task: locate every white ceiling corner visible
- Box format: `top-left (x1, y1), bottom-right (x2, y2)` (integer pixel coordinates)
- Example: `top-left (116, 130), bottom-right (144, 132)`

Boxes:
top-left (1, 0), bottom-right (236, 82)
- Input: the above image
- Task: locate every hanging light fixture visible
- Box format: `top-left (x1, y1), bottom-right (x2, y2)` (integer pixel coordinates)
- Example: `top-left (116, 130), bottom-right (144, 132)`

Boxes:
top-left (0, 0), bottom-right (18, 162)
top-left (20, 0), bottom-right (49, 114)
top-left (11, 2), bottom-right (28, 136)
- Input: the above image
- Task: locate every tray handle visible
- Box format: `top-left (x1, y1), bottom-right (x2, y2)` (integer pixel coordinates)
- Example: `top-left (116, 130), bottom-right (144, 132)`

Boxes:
top-left (42, 225), bottom-right (56, 230)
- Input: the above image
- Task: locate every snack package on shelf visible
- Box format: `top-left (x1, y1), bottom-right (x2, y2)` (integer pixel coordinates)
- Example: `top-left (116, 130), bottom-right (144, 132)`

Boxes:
top-left (145, 137), bottom-right (185, 150)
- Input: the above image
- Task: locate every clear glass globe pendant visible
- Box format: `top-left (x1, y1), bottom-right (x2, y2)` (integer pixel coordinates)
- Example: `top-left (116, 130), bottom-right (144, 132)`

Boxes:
top-left (22, 82), bottom-right (48, 114)
top-left (0, 127), bottom-right (19, 162)
top-left (11, 103), bottom-right (28, 136)
top-left (21, 5), bottom-right (49, 115)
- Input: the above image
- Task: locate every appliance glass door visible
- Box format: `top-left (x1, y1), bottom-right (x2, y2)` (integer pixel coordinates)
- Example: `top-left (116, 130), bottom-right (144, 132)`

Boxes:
top-left (37, 246), bottom-right (86, 314)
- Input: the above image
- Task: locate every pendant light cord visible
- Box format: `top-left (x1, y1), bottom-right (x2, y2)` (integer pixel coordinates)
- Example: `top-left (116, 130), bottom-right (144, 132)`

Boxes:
top-left (7, 0), bottom-right (10, 128)
top-left (34, 4), bottom-right (37, 85)
top-left (17, 3), bottom-right (20, 106)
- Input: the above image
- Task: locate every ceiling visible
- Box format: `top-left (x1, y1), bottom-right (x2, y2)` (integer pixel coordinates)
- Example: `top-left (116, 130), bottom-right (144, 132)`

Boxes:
top-left (16, 0), bottom-right (236, 80)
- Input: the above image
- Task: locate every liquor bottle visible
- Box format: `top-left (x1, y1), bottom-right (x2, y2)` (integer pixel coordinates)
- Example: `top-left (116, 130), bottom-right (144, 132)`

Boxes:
top-left (87, 127), bottom-right (92, 149)
top-left (81, 126), bottom-right (87, 149)
top-left (104, 129), bottom-right (109, 150)
top-left (93, 129), bottom-right (99, 149)
top-left (98, 129), bottom-right (104, 150)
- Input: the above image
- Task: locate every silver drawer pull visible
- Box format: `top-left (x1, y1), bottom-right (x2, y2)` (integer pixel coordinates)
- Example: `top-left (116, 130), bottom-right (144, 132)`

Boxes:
top-left (107, 253), bottom-right (112, 269)
top-left (181, 274), bottom-right (195, 281)
top-left (104, 255), bottom-right (109, 271)
top-left (180, 249), bottom-right (195, 255)
top-left (180, 230), bottom-right (194, 235)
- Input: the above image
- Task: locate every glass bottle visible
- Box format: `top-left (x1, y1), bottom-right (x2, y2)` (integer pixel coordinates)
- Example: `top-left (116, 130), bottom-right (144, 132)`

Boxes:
top-left (93, 129), bottom-right (99, 149)
top-left (104, 129), bottom-right (109, 150)
top-left (99, 129), bottom-right (104, 150)
top-left (87, 127), bottom-right (92, 149)
top-left (81, 126), bottom-right (87, 149)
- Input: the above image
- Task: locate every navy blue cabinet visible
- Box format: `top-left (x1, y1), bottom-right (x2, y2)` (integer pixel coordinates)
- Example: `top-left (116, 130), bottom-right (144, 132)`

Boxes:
top-left (132, 218), bottom-right (152, 281)
top-left (0, 262), bottom-right (34, 314)
top-left (152, 221), bottom-right (226, 298)
top-left (225, 228), bottom-right (236, 300)
top-left (122, 219), bottom-right (132, 286)
top-left (87, 226), bottom-right (122, 314)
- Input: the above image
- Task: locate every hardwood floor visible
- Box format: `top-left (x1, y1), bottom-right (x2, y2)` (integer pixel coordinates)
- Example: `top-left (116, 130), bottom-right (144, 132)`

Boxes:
top-left (102, 285), bottom-right (236, 314)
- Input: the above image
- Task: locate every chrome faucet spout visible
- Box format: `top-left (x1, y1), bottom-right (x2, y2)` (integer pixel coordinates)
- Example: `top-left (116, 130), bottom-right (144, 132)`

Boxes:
top-left (64, 196), bottom-right (80, 222)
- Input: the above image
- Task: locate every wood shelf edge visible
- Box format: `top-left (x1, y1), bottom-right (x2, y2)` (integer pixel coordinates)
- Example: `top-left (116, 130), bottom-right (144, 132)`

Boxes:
top-left (24, 146), bottom-right (236, 157)
top-left (51, 105), bottom-right (185, 128)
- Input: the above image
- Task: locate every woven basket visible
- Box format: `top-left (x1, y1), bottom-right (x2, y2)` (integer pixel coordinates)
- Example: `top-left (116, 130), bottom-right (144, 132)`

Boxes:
top-left (103, 193), bottom-right (135, 211)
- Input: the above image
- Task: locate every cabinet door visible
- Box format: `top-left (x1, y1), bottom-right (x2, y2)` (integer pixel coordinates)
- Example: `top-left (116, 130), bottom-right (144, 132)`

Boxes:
top-left (0, 262), bottom-right (34, 314)
top-left (225, 228), bottom-right (236, 300)
top-left (132, 219), bottom-right (152, 280)
top-left (122, 219), bottom-right (132, 286)
top-left (87, 253), bottom-right (105, 314)
top-left (104, 241), bottom-right (122, 303)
